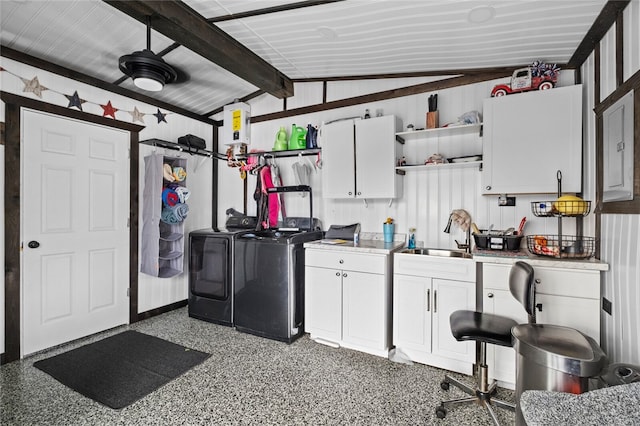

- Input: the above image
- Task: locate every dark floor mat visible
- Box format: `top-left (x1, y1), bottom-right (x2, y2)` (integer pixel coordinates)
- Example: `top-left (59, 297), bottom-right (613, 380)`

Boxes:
top-left (33, 330), bottom-right (210, 409)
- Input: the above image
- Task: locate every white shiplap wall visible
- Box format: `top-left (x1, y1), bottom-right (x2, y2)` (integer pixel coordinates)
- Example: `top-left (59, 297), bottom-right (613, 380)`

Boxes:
top-left (219, 72), bottom-right (581, 251)
top-left (0, 57), bottom-right (214, 328)
top-left (593, 1), bottom-right (640, 365)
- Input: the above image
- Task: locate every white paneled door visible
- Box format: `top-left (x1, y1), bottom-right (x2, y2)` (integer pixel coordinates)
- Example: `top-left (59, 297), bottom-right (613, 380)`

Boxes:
top-left (21, 110), bottom-right (130, 356)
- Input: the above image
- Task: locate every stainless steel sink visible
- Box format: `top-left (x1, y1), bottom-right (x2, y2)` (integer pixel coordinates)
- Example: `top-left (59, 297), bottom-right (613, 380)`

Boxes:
top-left (402, 248), bottom-right (473, 259)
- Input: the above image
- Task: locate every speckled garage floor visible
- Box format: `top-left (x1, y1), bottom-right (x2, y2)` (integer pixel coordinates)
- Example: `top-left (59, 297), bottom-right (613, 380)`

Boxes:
top-left (1, 307), bottom-right (515, 425)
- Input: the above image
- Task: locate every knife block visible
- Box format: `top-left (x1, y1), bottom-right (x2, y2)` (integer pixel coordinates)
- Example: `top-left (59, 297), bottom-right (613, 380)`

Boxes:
top-left (426, 111), bottom-right (439, 129)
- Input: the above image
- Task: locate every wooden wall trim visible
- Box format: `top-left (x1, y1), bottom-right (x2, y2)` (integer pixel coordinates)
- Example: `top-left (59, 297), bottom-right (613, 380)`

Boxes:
top-left (251, 71), bottom-right (511, 123)
top-left (136, 300), bottom-right (187, 321)
top-left (1, 92), bottom-right (143, 363)
top-left (594, 69), bottom-right (640, 215)
top-left (616, 12), bottom-right (624, 87)
top-left (568, 0), bottom-right (631, 69)
top-left (0, 122), bottom-right (4, 145)
top-left (1, 46), bottom-right (214, 125)
top-left (3, 102), bottom-right (21, 364)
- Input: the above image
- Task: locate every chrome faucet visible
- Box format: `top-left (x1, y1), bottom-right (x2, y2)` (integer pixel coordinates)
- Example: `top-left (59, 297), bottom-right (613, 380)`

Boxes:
top-left (444, 212), bottom-right (472, 254)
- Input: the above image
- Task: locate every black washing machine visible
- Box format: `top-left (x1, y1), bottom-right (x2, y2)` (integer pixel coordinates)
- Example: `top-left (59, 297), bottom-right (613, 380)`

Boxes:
top-left (188, 215), bottom-right (256, 326)
top-left (234, 185), bottom-right (323, 343)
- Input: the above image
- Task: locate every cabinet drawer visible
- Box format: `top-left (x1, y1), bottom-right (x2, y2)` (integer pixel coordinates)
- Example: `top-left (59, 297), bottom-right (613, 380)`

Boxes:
top-left (483, 263), bottom-right (511, 291)
top-left (305, 249), bottom-right (386, 274)
top-left (534, 267), bottom-right (600, 299)
top-left (482, 263), bottom-right (600, 299)
top-left (394, 254), bottom-right (475, 282)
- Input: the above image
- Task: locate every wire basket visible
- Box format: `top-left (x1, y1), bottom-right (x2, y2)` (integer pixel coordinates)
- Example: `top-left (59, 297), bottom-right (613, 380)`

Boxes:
top-left (531, 200), bottom-right (591, 217)
top-left (526, 235), bottom-right (596, 259)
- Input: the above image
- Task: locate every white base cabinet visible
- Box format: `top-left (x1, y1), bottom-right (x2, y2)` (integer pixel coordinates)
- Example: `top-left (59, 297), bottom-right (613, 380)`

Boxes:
top-left (393, 254), bottom-right (476, 375)
top-left (481, 262), bottom-right (602, 388)
top-left (305, 249), bottom-right (392, 357)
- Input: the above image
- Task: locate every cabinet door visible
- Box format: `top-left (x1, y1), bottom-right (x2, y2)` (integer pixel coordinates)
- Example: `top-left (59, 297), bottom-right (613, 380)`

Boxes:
top-left (393, 274), bottom-right (430, 353)
top-left (483, 288), bottom-right (528, 386)
top-left (536, 294), bottom-right (600, 342)
top-left (321, 119), bottom-right (355, 198)
top-left (305, 266), bottom-right (342, 342)
top-left (342, 270), bottom-right (386, 350)
top-left (355, 115), bottom-right (400, 198)
top-left (432, 279), bottom-right (475, 362)
top-left (482, 85), bottom-right (582, 194)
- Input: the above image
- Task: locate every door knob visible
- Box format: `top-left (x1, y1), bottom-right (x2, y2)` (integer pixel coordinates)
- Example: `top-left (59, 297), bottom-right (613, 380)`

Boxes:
top-left (28, 241), bottom-right (40, 248)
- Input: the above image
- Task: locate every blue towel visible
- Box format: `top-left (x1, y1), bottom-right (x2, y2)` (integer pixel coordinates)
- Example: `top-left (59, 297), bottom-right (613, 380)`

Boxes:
top-left (161, 203), bottom-right (189, 224)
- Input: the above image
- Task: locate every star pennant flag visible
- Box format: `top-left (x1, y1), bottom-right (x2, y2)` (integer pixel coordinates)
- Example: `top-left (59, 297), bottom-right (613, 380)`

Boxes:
top-left (65, 90), bottom-right (86, 111)
top-left (129, 106), bottom-right (145, 123)
top-left (153, 108), bottom-right (168, 123)
top-left (100, 100), bottom-right (118, 119)
top-left (21, 76), bottom-right (48, 98)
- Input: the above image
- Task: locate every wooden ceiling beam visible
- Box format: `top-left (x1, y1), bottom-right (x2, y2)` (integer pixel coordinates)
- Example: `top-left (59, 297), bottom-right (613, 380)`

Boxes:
top-left (207, 0), bottom-right (345, 23)
top-left (104, 0), bottom-right (294, 99)
top-left (252, 71), bottom-right (512, 123)
top-left (568, 0), bottom-right (630, 69)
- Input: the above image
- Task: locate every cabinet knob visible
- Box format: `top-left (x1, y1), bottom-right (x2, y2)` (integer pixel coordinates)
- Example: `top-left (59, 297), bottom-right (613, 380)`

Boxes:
top-left (487, 293), bottom-right (494, 298)
top-left (343, 273), bottom-right (347, 278)
top-left (336, 272), bottom-right (340, 277)
top-left (535, 279), bottom-right (541, 284)
top-left (357, 192), bottom-right (361, 196)
top-left (486, 186), bottom-right (492, 190)
top-left (339, 259), bottom-right (344, 264)
top-left (348, 191), bottom-right (353, 196)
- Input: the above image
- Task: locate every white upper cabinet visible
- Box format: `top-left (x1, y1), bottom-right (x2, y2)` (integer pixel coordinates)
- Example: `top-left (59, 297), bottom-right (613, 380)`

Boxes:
top-left (482, 85), bottom-right (583, 194)
top-left (321, 115), bottom-right (402, 199)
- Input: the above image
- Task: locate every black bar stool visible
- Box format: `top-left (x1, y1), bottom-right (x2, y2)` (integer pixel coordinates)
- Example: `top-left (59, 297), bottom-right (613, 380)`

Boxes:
top-left (436, 261), bottom-right (535, 425)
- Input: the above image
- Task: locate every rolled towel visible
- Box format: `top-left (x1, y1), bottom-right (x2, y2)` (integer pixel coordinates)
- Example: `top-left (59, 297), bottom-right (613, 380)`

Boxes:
top-left (172, 167), bottom-right (187, 182)
top-left (174, 202), bottom-right (189, 221)
top-left (174, 186), bottom-right (190, 203)
top-left (165, 183), bottom-right (190, 203)
top-left (161, 206), bottom-right (180, 224)
top-left (162, 187), bottom-right (179, 207)
top-left (163, 164), bottom-right (175, 182)
top-left (160, 203), bottom-right (189, 224)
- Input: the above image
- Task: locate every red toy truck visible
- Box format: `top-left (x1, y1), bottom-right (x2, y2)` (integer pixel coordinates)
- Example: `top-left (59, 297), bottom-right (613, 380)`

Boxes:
top-left (491, 63), bottom-right (559, 97)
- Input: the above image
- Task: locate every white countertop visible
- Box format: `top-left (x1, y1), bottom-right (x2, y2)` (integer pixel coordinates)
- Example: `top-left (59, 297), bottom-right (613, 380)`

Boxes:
top-left (305, 233), bottom-right (406, 255)
top-left (473, 249), bottom-right (609, 271)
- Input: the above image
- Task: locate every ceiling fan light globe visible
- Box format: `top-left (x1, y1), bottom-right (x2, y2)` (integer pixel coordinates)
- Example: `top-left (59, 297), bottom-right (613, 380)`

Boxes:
top-left (133, 76), bottom-right (164, 91)
top-left (118, 49), bottom-right (178, 91)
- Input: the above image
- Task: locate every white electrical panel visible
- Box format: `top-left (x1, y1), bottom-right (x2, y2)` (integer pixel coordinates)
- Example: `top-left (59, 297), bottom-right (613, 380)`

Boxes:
top-left (603, 90), bottom-right (634, 202)
top-left (223, 101), bottom-right (251, 146)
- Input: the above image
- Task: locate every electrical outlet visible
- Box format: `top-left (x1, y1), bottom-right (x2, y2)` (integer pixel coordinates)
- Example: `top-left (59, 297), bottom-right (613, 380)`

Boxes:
top-left (498, 196), bottom-right (516, 206)
top-left (602, 297), bottom-right (612, 315)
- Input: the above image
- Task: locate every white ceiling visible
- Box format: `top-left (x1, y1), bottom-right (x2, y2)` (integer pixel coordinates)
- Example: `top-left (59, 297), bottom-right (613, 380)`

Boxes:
top-left (0, 0), bottom-right (607, 118)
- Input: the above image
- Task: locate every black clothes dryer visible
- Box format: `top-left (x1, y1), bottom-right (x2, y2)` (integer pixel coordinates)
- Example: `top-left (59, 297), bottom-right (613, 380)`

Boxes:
top-left (188, 215), bottom-right (256, 326)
